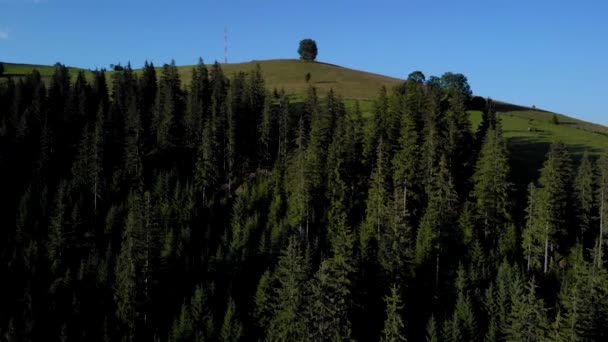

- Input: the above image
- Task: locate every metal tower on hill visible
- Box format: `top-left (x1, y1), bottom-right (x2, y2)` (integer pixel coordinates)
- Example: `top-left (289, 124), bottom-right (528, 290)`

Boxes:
top-left (224, 27), bottom-right (228, 64)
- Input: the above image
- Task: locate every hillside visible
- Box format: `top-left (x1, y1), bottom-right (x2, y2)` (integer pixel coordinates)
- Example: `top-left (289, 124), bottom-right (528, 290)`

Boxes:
top-left (2, 59), bottom-right (607, 160)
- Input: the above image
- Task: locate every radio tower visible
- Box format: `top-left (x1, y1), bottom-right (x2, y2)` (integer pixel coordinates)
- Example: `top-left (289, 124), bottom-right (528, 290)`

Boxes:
top-left (224, 26), bottom-right (228, 64)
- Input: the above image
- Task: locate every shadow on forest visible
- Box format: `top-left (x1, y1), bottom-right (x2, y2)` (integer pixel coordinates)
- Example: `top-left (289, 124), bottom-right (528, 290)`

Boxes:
top-left (506, 136), bottom-right (600, 221)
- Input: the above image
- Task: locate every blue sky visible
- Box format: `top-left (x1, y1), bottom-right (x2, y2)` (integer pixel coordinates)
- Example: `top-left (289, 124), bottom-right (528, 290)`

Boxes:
top-left (1, 0), bottom-right (607, 124)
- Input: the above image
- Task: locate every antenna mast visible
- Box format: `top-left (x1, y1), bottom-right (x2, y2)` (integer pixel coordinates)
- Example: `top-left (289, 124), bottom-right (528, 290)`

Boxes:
top-left (224, 26), bottom-right (228, 64)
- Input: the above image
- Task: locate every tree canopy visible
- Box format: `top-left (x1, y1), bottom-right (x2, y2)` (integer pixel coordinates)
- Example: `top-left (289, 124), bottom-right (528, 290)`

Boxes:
top-left (298, 38), bottom-right (318, 61)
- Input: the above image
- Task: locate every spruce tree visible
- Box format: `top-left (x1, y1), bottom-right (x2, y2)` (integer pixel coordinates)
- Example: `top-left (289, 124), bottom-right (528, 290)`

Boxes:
top-left (220, 298), bottom-right (242, 342)
top-left (574, 151), bottom-right (594, 244)
top-left (471, 126), bottom-right (511, 251)
top-left (186, 58), bottom-right (210, 145)
top-left (596, 153), bottom-right (608, 267)
top-left (380, 286), bottom-right (407, 342)
top-left (267, 237), bottom-right (310, 342)
top-left (156, 61), bottom-right (185, 147)
top-left (360, 139), bottom-right (390, 259)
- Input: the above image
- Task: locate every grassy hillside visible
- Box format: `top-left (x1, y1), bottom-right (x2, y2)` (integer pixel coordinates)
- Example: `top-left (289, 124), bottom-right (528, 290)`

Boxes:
top-left (1, 62), bottom-right (91, 80)
top-left (175, 59), bottom-right (402, 100)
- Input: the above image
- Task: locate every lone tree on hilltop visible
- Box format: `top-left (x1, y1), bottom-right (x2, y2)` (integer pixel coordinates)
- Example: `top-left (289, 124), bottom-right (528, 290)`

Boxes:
top-left (298, 39), bottom-right (318, 61)
top-left (0, 62), bottom-right (4, 77)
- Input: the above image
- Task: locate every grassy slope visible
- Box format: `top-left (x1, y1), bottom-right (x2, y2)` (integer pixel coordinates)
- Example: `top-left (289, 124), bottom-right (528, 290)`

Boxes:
top-left (2, 62), bottom-right (92, 80)
top-left (175, 59), bottom-right (402, 101)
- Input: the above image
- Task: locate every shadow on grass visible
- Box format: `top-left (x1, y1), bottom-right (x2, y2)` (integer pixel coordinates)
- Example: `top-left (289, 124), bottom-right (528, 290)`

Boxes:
top-left (495, 101), bottom-right (550, 113)
top-left (506, 136), bottom-right (600, 220)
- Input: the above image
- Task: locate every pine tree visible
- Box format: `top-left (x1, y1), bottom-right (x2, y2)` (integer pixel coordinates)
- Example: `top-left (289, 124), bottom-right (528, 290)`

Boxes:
top-left (220, 298), bottom-right (242, 342)
top-left (139, 61), bottom-right (157, 150)
top-left (505, 280), bottom-right (549, 341)
top-left (48, 181), bottom-right (68, 275)
top-left (596, 153), bottom-right (608, 267)
top-left (574, 151), bottom-right (594, 244)
top-left (415, 155), bottom-right (458, 291)
top-left (91, 105), bottom-right (104, 211)
top-left (226, 72), bottom-right (247, 194)
top-left (475, 99), bottom-right (496, 147)
top-left (380, 286), bottom-right (407, 342)
top-left (364, 86), bottom-right (391, 168)
top-left (191, 285), bottom-right (214, 342)
top-left (420, 88), bottom-right (446, 191)
top-left (452, 266), bottom-right (477, 342)
top-left (258, 93), bottom-right (273, 168)
top-left (523, 183), bottom-right (541, 272)
top-left (195, 116), bottom-right (219, 205)
top-left (471, 125), bottom-right (511, 251)
top-left (425, 315), bottom-right (439, 342)
top-left (276, 90), bottom-right (290, 160)
top-left (267, 236), bottom-right (310, 342)
top-left (286, 115), bottom-right (311, 239)
top-left (392, 105), bottom-right (420, 222)
top-left (360, 139), bottom-right (390, 259)
top-left (170, 302), bottom-right (194, 342)
top-left (156, 61), bottom-right (185, 147)
top-left (254, 271), bottom-right (274, 337)
top-left (538, 142), bottom-right (572, 272)
top-left (308, 227), bottom-right (354, 341)
top-left (123, 95), bottom-right (143, 189)
top-left (114, 193), bottom-right (146, 337)
top-left (186, 58), bottom-right (210, 145)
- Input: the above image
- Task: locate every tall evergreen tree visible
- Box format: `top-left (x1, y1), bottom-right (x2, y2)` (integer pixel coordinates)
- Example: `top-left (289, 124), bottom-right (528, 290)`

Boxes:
top-left (266, 237), bottom-right (310, 342)
top-left (156, 61), bottom-right (185, 147)
top-left (415, 155), bottom-right (458, 289)
top-left (574, 151), bottom-right (594, 244)
top-left (471, 125), bottom-right (511, 253)
top-left (220, 298), bottom-right (242, 342)
top-left (380, 286), bottom-right (407, 342)
top-left (360, 139), bottom-right (390, 259)
top-left (185, 58), bottom-right (210, 145)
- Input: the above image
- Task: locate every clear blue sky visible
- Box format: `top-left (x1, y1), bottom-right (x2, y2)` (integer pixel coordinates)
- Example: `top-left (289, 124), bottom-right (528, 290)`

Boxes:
top-left (1, 0), bottom-right (607, 124)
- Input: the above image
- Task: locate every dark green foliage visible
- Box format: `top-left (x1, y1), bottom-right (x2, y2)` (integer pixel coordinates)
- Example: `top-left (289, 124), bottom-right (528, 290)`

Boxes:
top-left (156, 61), bottom-right (185, 147)
top-left (298, 38), bottom-right (318, 61)
top-left (220, 298), bottom-right (242, 342)
top-left (266, 237), bottom-right (310, 341)
top-left (380, 286), bottom-right (407, 342)
top-left (440, 72), bottom-right (472, 103)
top-left (3, 62), bottom-right (608, 342)
top-left (574, 151), bottom-right (594, 243)
top-left (505, 280), bottom-right (549, 341)
top-left (472, 125), bottom-right (511, 254)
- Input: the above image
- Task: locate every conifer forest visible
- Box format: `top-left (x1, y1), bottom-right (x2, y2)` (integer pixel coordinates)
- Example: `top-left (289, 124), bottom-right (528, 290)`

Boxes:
top-left (2, 60), bottom-right (608, 341)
